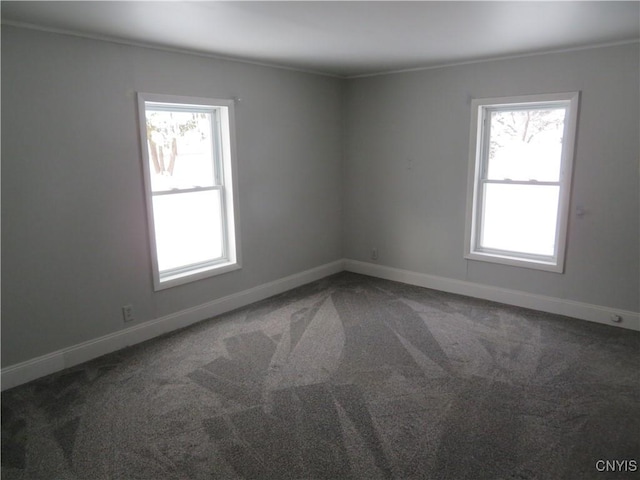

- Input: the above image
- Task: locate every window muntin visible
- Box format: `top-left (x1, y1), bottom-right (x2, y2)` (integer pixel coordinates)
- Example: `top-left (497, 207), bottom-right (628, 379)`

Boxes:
top-left (465, 92), bottom-right (579, 272)
top-left (138, 94), bottom-right (240, 290)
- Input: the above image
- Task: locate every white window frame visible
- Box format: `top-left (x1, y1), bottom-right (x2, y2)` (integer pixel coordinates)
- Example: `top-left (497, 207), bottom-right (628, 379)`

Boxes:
top-left (464, 92), bottom-right (580, 273)
top-left (137, 93), bottom-right (241, 290)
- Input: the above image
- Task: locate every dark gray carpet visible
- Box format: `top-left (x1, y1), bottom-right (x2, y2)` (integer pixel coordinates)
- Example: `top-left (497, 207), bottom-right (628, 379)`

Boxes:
top-left (2, 272), bottom-right (638, 479)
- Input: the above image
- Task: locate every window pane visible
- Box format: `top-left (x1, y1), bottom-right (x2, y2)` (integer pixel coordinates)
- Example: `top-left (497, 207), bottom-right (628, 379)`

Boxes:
top-left (487, 108), bottom-right (566, 182)
top-left (480, 184), bottom-right (559, 257)
top-left (145, 109), bottom-right (216, 191)
top-left (152, 190), bottom-right (224, 272)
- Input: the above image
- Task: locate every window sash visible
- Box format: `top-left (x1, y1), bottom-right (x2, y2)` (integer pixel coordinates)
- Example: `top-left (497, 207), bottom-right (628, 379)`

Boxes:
top-left (145, 106), bottom-right (223, 190)
top-left (475, 182), bottom-right (561, 258)
top-left (151, 185), bottom-right (229, 268)
top-left (479, 104), bottom-right (569, 181)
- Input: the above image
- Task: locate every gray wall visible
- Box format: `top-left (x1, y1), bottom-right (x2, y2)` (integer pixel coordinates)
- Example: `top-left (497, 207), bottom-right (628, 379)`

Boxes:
top-left (1, 26), bottom-right (344, 366)
top-left (3, 26), bottom-right (638, 369)
top-left (344, 43), bottom-right (639, 312)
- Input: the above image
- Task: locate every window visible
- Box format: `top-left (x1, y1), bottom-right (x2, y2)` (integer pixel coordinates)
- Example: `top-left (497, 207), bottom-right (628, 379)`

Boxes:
top-left (465, 92), bottom-right (579, 272)
top-left (137, 93), bottom-right (240, 290)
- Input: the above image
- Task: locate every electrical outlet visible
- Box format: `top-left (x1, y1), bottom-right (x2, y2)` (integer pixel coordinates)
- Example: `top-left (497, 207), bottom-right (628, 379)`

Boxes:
top-left (122, 305), bottom-right (135, 323)
top-left (371, 248), bottom-right (378, 260)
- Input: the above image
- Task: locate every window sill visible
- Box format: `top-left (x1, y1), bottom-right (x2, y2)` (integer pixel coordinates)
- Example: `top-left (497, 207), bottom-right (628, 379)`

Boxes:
top-left (465, 251), bottom-right (564, 273)
top-left (154, 261), bottom-right (241, 291)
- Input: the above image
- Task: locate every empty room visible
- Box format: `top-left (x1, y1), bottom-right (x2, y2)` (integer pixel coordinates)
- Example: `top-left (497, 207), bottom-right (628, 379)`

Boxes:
top-left (1, 2), bottom-right (639, 479)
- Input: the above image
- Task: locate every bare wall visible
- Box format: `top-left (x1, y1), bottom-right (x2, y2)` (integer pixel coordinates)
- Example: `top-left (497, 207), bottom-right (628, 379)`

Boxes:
top-left (3, 26), bottom-right (638, 371)
top-left (344, 43), bottom-right (639, 313)
top-left (1, 26), bottom-right (344, 367)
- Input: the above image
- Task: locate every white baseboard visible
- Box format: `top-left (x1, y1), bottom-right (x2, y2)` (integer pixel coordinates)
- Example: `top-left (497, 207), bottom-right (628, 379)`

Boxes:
top-left (1, 260), bottom-right (345, 391)
top-left (344, 259), bottom-right (640, 332)
top-left (3, 257), bottom-right (637, 391)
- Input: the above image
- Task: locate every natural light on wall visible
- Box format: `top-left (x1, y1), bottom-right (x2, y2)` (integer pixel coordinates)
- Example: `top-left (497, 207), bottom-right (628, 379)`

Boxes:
top-left (465, 92), bottom-right (580, 273)
top-left (137, 94), bottom-right (240, 290)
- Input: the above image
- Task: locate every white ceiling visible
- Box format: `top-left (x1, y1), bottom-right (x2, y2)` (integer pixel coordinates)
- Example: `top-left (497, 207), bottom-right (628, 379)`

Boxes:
top-left (2, 1), bottom-right (639, 77)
